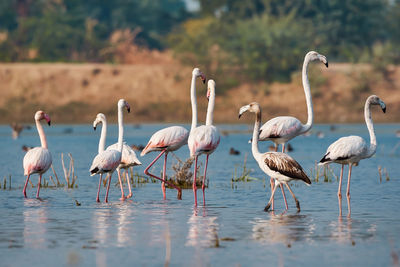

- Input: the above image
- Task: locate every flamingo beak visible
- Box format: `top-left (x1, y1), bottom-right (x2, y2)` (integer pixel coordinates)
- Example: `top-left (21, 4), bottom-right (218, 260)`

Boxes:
top-left (206, 89), bottom-right (210, 101)
top-left (200, 73), bottom-right (206, 84)
top-left (44, 113), bottom-right (51, 126)
top-left (126, 103), bottom-right (131, 113)
top-left (380, 101), bottom-right (386, 113)
top-left (93, 126), bottom-right (96, 131)
top-left (238, 105), bottom-right (250, 119)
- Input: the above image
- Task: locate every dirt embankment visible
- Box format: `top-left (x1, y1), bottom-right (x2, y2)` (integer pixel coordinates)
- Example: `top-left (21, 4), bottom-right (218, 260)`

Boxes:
top-left (0, 55), bottom-right (399, 124)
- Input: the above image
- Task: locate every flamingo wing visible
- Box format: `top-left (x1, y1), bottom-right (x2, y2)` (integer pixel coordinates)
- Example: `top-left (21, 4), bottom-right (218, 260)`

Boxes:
top-left (263, 152), bottom-right (311, 184)
top-left (141, 126), bottom-right (188, 155)
top-left (188, 125), bottom-right (220, 157)
top-left (23, 147), bottom-right (52, 175)
top-left (107, 142), bottom-right (142, 167)
top-left (259, 116), bottom-right (302, 140)
top-left (90, 150), bottom-right (121, 175)
top-left (320, 135), bottom-right (367, 163)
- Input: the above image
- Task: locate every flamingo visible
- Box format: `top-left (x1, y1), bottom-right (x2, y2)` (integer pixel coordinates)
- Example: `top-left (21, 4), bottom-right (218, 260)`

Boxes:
top-left (257, 51), bottom-right (327, 210)
top-left (92, 113), bottom-right (142, 202)
top-left (319, 95), bottom-right (386, 215)
top-left (239, 102), bottom-right (311, 212)
top-left (22, 111), bottom-right (52, 198)
top-left (141, 68), bottom-right (206, 200)
top-left (90, 99), bottom-right (130, 202)
top-left (188, 79), bottom-right (220, 206)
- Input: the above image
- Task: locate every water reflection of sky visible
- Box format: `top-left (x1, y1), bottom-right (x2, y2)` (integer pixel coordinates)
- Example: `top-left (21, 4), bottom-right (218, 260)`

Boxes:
top-left (0, 124), bottom-right (399, 266)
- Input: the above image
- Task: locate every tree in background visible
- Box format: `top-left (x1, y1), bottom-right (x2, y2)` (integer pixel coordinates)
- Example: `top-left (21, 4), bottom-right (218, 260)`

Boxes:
top-left (0, 0), bottom-right (189, 61)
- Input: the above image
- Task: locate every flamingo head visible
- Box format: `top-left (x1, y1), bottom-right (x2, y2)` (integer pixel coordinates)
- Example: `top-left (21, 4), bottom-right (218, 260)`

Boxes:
top-left (93, 113), bottom-right (106, 130)
top-left (34, 110), bottom-right (51, 126)
top-left (238, 102), bottom-right (260, 119)
top-left (368, 95), bottom-right (386, 113)
top-left (193, 67), bottom-right (206, 84)
top-left (207, 79), bottom-right (216, 100)
top-left (118, 99), bottom-right (130, 113)
top-left (306, 51), bottom-right (328, 68)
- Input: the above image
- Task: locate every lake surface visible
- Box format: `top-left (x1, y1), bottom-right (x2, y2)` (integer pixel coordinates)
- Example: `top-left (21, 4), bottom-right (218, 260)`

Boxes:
top-left (0, 123), bottom-right (399, 266)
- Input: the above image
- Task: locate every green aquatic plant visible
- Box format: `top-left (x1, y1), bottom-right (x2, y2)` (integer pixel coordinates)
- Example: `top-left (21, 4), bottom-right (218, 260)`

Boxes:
top-left (309, 162), bottom-right (337, 183)
top-left (231, 153), bottom-right (258, 183)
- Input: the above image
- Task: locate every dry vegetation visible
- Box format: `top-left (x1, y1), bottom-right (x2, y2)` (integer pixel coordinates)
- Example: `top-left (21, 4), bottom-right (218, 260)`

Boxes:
top-left (0, 51), bottom-right (399, 124)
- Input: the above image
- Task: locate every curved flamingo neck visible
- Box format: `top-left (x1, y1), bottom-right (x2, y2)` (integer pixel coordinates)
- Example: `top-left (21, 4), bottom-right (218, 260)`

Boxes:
top-left (36, 119), bottom-right (48, 149)
top-left (190, 74), bottom-right (198, 133)
top-left (301, 55), bottom-right (313, 133)
top-left (251, 109), bottom-right (262, 160)
top-left (206, 87), bottom-right (215, 126)
top-left (364, 98), bottom-right (377, 157)
top-left (117, 105), bottom-right (124, 153)
top-left (98, 118), bottom-right (107, 154)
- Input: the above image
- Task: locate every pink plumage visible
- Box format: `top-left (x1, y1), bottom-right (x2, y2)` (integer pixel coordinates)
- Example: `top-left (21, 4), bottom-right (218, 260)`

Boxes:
top-left (22, 110), bottom-right (52, 199)
top-left (141, 126), bottom-right (188, 156)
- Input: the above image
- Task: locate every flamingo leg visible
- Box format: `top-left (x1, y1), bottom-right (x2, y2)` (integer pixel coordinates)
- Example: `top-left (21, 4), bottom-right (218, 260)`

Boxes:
top-left (264, 181), bottom-right (278, 212)
top-left (193, 156), bottom-right (198, 206)
top-left (161, 152), bottom-right (168, 200)
top-left (23, 173), bottom-right (31, 198)
top-left (346, 164), bottom-right (352, 199)
top-left (270, 144), bottom-right (279, 210)
top-left (282, 143), bottom-right (286, 153)
top-left (36, 174), bottom-right (42, 199)
top-left (280, 184), bottom-right (288, 210)
top-left (96, 173), bottom-right (103, 202)
top-left (284, 183), bottom-right (301, 212)
top-left (104, 173), bottom-right (112, 203)
top-left (346, 164), bottom-right (353, 216)
top-left (117, 169), bottom-right (126, 201)
top-left (144, 150), bottom-right (182, 199)
top-left (125, 170), bottom-right (133, 199)
top-left (337, 164), bottom-right (344, 216)
top-left (202, 154), bottom-right (209, 206)
top-left (338, 164), bottom-right (344, 199)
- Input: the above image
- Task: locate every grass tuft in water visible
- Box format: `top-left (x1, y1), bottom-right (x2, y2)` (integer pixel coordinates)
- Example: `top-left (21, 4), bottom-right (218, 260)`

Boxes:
top-left (61, 153), bottom-right (78, 188)
top-left (309, 162), bottom-right (337, 183)
top-left (167, 153), bottom-right (203, 189)
top-left (231, 153), bottom-right (258, 183)
top-left (378, 165), bottom-right (390, 183)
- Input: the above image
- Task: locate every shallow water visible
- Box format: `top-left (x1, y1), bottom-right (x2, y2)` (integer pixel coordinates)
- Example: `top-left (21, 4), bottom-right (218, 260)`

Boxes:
top-left (0, 123), bottom-right (399, 266)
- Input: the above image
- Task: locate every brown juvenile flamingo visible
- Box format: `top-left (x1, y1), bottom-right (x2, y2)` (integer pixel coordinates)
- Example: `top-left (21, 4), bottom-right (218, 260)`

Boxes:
top-left (257, 51), bottom-right (328, 210)
top-left (239, 102), bottom-right (311, 212)
top-left (141, 68), bottom-right (206, 200)
top-left (188, 79), bottom-right (220, 206)
top-left (23, 111), bottom-right (52, 199)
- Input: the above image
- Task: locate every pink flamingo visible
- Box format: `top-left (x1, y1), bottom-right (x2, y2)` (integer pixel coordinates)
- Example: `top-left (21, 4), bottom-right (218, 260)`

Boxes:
top-left (239, 102), bottom-right (311, 212)
top-left (23, 111), bottom-right (52, 198)
top-left (90, 99), bottom-right (130, 202)
top-left (257, 51), bottom-right (327, 210)
top-left (188, 79), bottom-right (220, 206)
top-left (141, 68), bottom-right (206, 200)
top-left (92, 113), bottom-right (141, 202)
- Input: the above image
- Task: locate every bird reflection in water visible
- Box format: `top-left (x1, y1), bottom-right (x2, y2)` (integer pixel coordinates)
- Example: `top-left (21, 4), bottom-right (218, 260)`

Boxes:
top-left (186, 207), bottom-right (219, 248)
top-left (251, 212), bottom-right (315, 245)
top-left (92, 208), bottom-right (113, 246)
top-left (23, 199), bottom-right (48, 248)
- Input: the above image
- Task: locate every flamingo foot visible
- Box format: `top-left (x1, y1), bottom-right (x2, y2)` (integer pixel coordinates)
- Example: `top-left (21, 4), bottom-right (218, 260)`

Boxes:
top-left (295, 199), bottom-right (301, 212)
top-left (96, 197), bottom-right (100, 203)
top-left (126, 193), bottom-right (133, 199)
top-left (264, 203), bottom-right (271, 212)
top-left (120, 195), bottom-right (127, 201)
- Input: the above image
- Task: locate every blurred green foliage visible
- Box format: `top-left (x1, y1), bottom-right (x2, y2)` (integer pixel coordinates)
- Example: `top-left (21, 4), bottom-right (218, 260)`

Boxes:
top-left (170, 0), bottom-right (400, 89)
top-left (1, 0), bottom-right (400, 87)
top-left (0, 0), bottom-right (188, 61)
